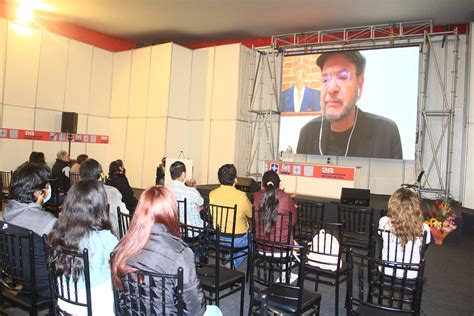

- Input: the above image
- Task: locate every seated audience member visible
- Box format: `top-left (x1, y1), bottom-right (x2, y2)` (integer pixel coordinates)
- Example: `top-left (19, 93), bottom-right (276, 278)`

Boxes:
top-left (29, 151), bottom-right (51, 171)
top-left (155, 156), bottom-right (166, 185)
top-left (106, 159), bottom-right (138, 214)
top-left (2, 163), bottom-right (57, 298)
top-left (378, 187), bottom-right (431, 278)
top-left (167, 161), bottom-right (204, 229)
top-left (111, 186), bottom-right (222, 316)
top-left (70, 154), bottom-right (88, 174)
top-left (51, 150), bottom-right (71, 194)
top-left (253, 170), bottom-right (297, 242)
top-left (80, 158), bottom-right (127, 238)
top-left (4, 162), bottom-right (57, 236)
top-left (209, 164), bottom-right (252, 268)
top-left (47, 179), bottom-right (118, 315)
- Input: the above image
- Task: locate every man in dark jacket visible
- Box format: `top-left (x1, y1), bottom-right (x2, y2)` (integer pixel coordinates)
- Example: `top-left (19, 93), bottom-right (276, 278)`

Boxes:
top-left (51, 149), bottom-right (71, 193)
top-left (297, 51), bottom-right (402, 159)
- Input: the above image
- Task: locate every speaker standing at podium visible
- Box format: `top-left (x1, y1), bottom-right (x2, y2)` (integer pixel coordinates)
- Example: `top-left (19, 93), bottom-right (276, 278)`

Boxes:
top-left (296, 51), bottom-right (402, 159)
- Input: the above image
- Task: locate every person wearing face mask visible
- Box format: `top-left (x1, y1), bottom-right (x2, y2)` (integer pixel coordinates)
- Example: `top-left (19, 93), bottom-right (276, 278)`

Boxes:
top-left (297, 51), bottom-right (402, 159)
top-left (1, 162), bottom-right (57, 300)
top-left (3, 162), bottom-right (57, 235)
top-left (106, 159), bottom-right (138, 215)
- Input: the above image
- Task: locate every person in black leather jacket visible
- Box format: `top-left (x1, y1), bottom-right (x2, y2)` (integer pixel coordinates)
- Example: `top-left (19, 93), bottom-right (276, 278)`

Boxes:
top-left (106, 160), bottom-right (137, 215)
top-left (111, 186), bottom-right (212, 315)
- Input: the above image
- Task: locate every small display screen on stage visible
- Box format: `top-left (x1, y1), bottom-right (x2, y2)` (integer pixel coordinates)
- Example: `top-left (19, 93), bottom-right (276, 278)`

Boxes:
top-left (279, 46), bottom-right (419, 160)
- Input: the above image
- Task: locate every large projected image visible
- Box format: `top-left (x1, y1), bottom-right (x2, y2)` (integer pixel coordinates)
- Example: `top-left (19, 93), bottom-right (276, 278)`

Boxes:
top-left (279, 47), bottom-right (419, 160)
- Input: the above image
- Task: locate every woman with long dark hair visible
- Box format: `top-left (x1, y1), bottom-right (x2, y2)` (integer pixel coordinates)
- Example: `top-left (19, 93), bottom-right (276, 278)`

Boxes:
top-left (47, 179), bottom-right (118, 315)
top-left (111, 186), bottom-right (221, 315)
top-left (253, 170), bottom-right (297, 242)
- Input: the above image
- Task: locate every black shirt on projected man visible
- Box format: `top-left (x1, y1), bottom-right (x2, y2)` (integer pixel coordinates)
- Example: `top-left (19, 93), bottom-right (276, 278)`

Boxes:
top-left (296, 50), bottom-right (402, 159)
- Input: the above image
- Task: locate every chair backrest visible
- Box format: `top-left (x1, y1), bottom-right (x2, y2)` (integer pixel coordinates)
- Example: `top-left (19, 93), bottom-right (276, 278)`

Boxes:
top-left (208, 203), bottom-right (238, 236)
top-left (338, 204), bottom-right (375, 254)
top-left (116, 206), bottom-right (131, 239)
top-left (376, 229), bottom-right (428, 277)
top-left (250, 236), bottom-right (307, 311)
top-left (306, 222), bottom-right (343, 272)
top-left (69, 173), bottom-right (81, 186)
top-left (295, 200), bottom-right (325, 243)
top-left (113, 266), bottom-right (184, 315)
top-left (177, 198), bottom-right (188, 224)
top-left (347, 250), bottom-right (425, 315)
top-left (44, 236), bottom-right (93, 316)
top-left (252, 207), bottom-right (293, 244)
top-left (1, 170), bottom-right (12, 191)
top-left (0, 223), bottom-right (37, 304)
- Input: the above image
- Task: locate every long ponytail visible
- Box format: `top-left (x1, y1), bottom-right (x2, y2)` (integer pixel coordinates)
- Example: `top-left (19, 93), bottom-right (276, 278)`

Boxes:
top-left (259, 171), bottom-right (281, 236)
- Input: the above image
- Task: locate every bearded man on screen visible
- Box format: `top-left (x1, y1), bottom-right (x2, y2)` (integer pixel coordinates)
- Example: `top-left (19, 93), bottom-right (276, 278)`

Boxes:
top-left (296, 51), bottom-right (402, 159)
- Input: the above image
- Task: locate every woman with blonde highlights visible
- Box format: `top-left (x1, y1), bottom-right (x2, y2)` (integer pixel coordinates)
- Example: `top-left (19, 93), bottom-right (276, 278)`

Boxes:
top-left (111, 186), bottom-right (221, 315)
top-left (378, 187), bottom-right (431, 278)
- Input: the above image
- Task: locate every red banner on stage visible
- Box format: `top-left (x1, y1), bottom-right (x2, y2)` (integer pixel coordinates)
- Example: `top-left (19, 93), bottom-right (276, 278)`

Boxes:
top-left (0, 128), bottom-right (108, 144)
top-left (265, 161), bottom-right (354, 181)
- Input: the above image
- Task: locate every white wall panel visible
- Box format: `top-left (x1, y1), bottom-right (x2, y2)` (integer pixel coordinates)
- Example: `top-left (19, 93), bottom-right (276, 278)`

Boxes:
top-left (129, 47), bottom-right (151, 117)
top-left (108, 118), bottom-right (127, 164)
top-left (168, 44), bottom-right (192, 119)
top-left (110, 51), bottom-right (132, 117)
top-left (368, 159), bottom-right (405, 195)
top-left (142, 118), bottom-right (167, 187)
top-left (4, 23), bottom-right (40, 107)
top-left (208, 120), bottom-right (237, 183)
top-left (64, 40), bottom-right (93, 114)
top-left (89, 48), bottom-right (113, 117)
top-left (165, 117), bottom-right (189, 162)
top-left (3, 105), bottom-right (34, 129)
top-left (188, 121), bottom-right (205, 184)
top-left (147, 43), bottom-right (172, 117)
top-left (1, 139), bottom-right (32, 171)
top-left (125, 118), bottom-right (146, 188)
top-left (84, 116), bottom-right (109, 165)
top-left (0, 20), bottom-right (8, 102)
top-left (32, 108), bottom-right (62, 167)
top-left (211, 44), bottom-right (241, 120)
top-left (189, 49), bottom-right (210, 120)
top-left (36, 33), bottom-right (68, 111)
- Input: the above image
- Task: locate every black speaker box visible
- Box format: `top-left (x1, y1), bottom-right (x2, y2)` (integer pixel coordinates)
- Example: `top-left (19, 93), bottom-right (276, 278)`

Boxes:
top-left (61, 112), bottom-right (78, 133)
top-left (340, 187), bottom-right (370, 206)
top-left (235, 177), bottom-right (260, 193)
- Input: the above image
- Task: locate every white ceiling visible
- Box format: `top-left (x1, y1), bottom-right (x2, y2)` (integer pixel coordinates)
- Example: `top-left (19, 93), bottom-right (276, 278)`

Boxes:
top-left (10, 0), bottom-right (474, 46)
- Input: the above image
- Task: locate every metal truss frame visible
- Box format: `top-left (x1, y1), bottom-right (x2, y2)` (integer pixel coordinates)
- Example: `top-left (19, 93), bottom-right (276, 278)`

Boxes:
top-left (246, 21), bottom-right (460, 200)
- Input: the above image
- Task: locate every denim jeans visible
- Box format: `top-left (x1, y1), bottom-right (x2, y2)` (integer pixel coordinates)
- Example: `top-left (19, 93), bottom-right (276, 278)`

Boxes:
top-left (219, 233), bottom-right (249, 268)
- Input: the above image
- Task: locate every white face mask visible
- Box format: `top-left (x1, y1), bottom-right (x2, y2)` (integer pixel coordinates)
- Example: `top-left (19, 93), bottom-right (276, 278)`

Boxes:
top-left (43, 184), bottom-right (52, 204)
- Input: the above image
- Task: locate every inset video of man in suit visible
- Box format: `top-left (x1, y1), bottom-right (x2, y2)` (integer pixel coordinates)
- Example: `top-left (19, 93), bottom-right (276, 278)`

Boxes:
top-left (280, 66), bottom-right (321, 113)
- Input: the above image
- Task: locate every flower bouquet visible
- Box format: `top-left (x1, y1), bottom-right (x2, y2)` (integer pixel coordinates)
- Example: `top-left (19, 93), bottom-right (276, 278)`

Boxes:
top-left (424, 200), bottom-right (457, 245)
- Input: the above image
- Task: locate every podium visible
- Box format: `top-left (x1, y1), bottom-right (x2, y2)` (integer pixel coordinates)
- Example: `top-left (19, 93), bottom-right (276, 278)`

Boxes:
top-left (264, 161), bottom-right (360, 199)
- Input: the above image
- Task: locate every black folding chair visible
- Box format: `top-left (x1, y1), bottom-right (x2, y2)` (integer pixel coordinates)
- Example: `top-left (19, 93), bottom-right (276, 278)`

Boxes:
top-left (346, 249), bottom-right (426, 315)
top-left (303, 222), bottom-right (347, 316)
top-left (248, 236), bottom-right (321, 315)
top-left (295, 199), bottom-right (325, 243)
top-left (208, 203), bottom-right (248, 270)
top-left (338, 205), bottom-right (375, 257)
top-left (44, 236), bottom-right (93, 316)
top-left (0, 222), bottom-right (51, 316)
top-left (113, 266), bottom-right (184, 315)
top-left (116, 206), bottom-right (131, 239)
top-left (184, 223), bottom-right (246, 315)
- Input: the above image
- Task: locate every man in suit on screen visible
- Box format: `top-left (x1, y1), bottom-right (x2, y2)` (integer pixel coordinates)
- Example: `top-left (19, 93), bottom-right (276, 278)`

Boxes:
top-left (281, 68), bottom-right (321, 113)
